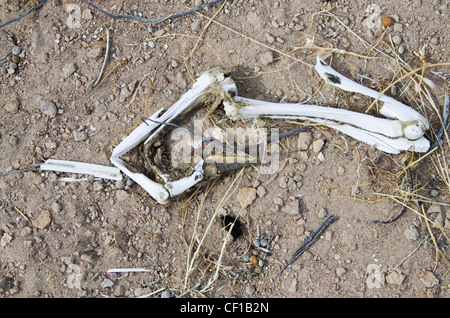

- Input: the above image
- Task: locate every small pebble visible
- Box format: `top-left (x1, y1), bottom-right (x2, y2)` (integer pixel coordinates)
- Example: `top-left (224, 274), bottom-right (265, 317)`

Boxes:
top-left (259, 238), bottom-right (268, 247)
top-left (254, 238), bottom-right (261, 247)
top-left (62, 62), bottom-right (76, 79)
top-left (12, 46), bottom-right (22, 55)
top-left (4, 98), bottom-right (20, 114)
top-left (73, 130), bottom-right (88, 142)
top-left (242, 255), bottom-right (250, 262)
top-left (160, 291), bottom-right (171, 298)
top-left (250, 255), bottom-right (258, 265)
top-left (392, 35), bottom-right (402, 45)
top-left (11, 55), bottom-right (20, 64)
top-left (381, 16), bottom-right (392, 27)
top-left (245, 285), bottom-right (256, 296)
top-left (101, 278), bottom-right (114, 288)
top-left (430, 37), bottom-right (439, 45)
top-left (40, 100), bottom-right (57, 117)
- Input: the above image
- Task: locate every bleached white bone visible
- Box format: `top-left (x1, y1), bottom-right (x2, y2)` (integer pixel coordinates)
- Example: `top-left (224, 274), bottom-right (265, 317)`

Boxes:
top-left (315, 57), bottom-right (429, 140)
top-left (223, 58), bottom-right (430, 154)
top-left (164, 160), bottom-right (205, 197)
top-left (109, 63), bottom-right (432, 203)
top-left (225, 96), bottom-right (430, 154)
top-left (109, 70), bottom-right (230, 204)
top-left (40, 159), bottom-right (122, 180)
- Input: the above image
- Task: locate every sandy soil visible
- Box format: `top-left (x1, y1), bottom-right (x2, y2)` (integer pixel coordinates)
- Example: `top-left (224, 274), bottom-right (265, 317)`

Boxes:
top-left (1, 0), bottom-right (449, 299)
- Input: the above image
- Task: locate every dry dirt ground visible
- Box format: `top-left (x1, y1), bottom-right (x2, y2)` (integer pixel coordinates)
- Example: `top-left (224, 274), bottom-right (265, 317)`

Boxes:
top-left (1, 0), bottom-right (449, 300)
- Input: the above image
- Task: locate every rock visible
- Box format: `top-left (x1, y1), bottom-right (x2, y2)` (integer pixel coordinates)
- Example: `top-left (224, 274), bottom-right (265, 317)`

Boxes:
top-left (160, 291), bottom-right (171, 298)
top-left (51, 201), bottom-right (61, 214)
top-left (404, 225), bottom-right (420, 240)
top-left (73, 129), bottom-right (88, 142)
top-left (66, 264), bottom-right (82, 290)
top-left (245, 285), bottom-right (256, 296)
top-left (4, 98), bottom-right (20, 114)
top-left (297, 132), bottom-right (312, 150)
top-left (256, 185), bottom-right (267, 198)
top-left (119, 86), bottom-right (132, 103)
top-left (66, 4), bottom-right (81, 29)
top-left (318, 207), bottom-right (327, 218)
top-left (236, 187), bottom-right (257, 208)
top-left (62, 62), bottom-right (76, 79)
top-left (418, 270), bottom-right (439, 288)
top-left (114, 285), bottom-right (125, 296)
top-left (392, 35), bottom-right (402, 45)
top-left (288, 278), bottom-right (297, 293)
top-left (260, 51), bottom-right (274, 66)
top-left (278, 176), bottom-right (288, 188)
top-left (386, 271), bottom-right (405, 285)
top-left (134, 287), bottom-right (151, 297)
top-left (191, 20), bottom-right (201, 32)
top-left (1, 233), bottom-right (13, 247)
top-left (366, 264), bottom-right (385, 289)
top-left (32, 210), bottom-right (51, 229)
top-left (336, 267), bottom-right (347, 277)
top-left (101, 278), bottom-right (114, 288)
top-left (40, 100), bottom-right (57, 117)
top-left (312, 139), bottom-right (325, 153)
top-left (82, 8), bottom-right (93, 20)
top-left (282, 200), bottom-right (300, 215)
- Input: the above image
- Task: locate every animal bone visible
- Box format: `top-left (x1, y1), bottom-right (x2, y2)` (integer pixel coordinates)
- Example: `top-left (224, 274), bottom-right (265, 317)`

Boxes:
top-left (42, 58), bottom-right (431, 204)
top-left (40, 159), bottom-right (122, 180)
top-left (109, 69), bottom-right (234, 204)
top-left (224, 57), bottom-right (430, 154)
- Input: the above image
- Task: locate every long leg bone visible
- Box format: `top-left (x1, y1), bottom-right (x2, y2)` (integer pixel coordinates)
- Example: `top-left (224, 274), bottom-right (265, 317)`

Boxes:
top-left (40, 159), bottom-right (122, 181)
top-left (315, 57), bottom-right (429, 140)
top-left (223, 57), bottom-right (430, 154)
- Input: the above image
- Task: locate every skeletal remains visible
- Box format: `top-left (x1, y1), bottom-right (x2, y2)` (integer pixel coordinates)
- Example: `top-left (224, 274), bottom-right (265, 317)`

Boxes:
top-left (41, 57), bottom-right (432, 204)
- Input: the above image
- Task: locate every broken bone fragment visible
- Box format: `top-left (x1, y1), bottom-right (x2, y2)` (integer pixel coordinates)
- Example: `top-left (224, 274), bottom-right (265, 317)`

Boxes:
top-left (164, 160), bottom-right (205, 197)
top-left (40, 159), bottom-right (122, 181)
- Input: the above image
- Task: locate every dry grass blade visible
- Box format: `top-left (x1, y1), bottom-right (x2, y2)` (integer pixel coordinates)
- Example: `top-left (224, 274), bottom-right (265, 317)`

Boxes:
top-left (182, 168), bottom-right (245, 293)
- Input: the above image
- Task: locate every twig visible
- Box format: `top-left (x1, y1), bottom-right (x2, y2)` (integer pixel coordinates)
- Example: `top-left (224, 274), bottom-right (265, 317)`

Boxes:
top-left (391, 236), bottom-right (427, 270)
top-left (0, 0), bottom-right (48, 28)
top-left (0, 167), bottom-right (34, 178)
top-left (80, 0), bottom-right (226, 24)
top-left (429, 93), bottom-right (450, 151)
top-left (275, 215), bottom-right (338, 278)
top-left (92, 59), bottom-right (126, 90)
top-left (368, 206), bottom-right (407, 225)
top-left (87, 29), bottom-right (110, 93)
top-left (185, 0), bottom-right (226, 63)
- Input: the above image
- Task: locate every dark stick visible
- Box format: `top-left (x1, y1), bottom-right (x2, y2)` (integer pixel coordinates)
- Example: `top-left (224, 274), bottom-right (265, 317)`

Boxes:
top-left (275, 215), bottom-right (339, 279)
top-left (0, 0), bottom-right (48, 29)
top-left (80, 0), bottom-right (226, 24)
